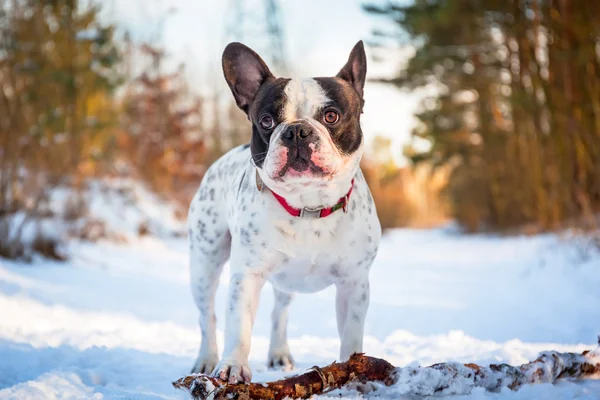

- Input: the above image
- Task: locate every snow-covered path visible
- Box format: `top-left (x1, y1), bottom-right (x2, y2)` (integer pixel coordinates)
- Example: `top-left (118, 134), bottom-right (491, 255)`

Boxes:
top-left (1, 227), bottom-right (599, 399)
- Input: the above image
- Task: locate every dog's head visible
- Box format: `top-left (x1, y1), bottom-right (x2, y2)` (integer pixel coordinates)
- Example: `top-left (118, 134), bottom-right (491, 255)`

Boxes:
top-left (222, 41), bottom-right (366, 197)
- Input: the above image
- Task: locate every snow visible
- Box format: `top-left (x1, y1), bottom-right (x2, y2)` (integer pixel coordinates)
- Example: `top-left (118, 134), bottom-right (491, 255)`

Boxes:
top-left (1, 190), bottom-right (600, 399)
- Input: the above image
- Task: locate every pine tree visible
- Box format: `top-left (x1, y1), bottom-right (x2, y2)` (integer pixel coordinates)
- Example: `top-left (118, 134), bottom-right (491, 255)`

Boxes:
top-left (365, 0), bottom-right (600, 232)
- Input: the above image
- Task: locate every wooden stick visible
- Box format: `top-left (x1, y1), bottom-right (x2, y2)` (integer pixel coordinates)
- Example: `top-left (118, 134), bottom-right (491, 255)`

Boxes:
top-left (173, 353), bottom-right (395, 400)
top-left (173, 348), bottom-right (600, 399)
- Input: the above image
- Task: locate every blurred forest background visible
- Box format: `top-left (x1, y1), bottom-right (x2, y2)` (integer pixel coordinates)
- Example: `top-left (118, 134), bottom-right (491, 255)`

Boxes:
top-left (0, 0), bottom-right (599, 260)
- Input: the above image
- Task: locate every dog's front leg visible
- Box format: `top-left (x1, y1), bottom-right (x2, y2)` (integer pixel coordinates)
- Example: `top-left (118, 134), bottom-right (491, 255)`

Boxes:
top-left (335, 278), bottom-right (370, 360)
top-left (214, 271), bottom-right (265, 383)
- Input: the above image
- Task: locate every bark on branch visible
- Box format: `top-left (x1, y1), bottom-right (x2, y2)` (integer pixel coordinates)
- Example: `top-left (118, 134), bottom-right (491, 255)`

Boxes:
top-left (173, 354), bottom-right (395, 400)
top-left (173, 348), bottom-right (600, 399)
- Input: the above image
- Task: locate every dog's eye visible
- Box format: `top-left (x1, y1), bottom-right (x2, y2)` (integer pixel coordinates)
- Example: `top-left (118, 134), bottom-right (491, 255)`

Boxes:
top-left (259, 115), bottom-right (275, 130)
top-left (323, 110), bottom-right (340, 125)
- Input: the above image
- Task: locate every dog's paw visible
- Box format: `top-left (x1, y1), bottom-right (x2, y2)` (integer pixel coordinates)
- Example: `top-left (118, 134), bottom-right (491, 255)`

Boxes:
top-left (213, 360), bottom-right (252, 384)
top-left (267, 350), bottom-right (294, 371)
top-left (190, 354), bottom-right (219, 375)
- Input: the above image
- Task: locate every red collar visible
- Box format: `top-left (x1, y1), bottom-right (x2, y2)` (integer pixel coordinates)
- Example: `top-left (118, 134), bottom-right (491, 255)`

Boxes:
top-left (269, 179), bottom-right (355, 219)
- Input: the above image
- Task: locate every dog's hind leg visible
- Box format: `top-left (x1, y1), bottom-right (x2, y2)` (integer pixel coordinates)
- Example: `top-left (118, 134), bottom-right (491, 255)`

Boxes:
top-left (188, 204), bottom-right (231, 374)
top-left (268, 287), bottom-right (294, 370)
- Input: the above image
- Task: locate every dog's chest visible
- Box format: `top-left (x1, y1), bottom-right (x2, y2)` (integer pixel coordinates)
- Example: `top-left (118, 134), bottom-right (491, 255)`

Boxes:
top-left (264, 218), bottom-right (366, 293)
top-left (220, 151), bottom-right (381, 293)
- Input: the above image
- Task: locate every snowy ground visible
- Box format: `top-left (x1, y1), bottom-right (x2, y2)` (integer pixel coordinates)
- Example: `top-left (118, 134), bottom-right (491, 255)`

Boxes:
top-left (1, 221), bottom-right (600, 398)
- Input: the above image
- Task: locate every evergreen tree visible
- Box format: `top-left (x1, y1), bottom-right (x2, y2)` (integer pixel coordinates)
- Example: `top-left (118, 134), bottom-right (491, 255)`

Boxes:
top-left (365, 0), bottom-right (600, 231)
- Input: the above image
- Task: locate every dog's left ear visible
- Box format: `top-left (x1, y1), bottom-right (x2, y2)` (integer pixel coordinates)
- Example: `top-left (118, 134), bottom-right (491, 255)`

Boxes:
top-left (337, 40), bottom-right (367, 100)
top-left (222, 42), bottom-right (274, 115)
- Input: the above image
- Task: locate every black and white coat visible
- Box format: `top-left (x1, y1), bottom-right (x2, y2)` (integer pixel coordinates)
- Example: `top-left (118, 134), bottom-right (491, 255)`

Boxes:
top-left (188, 41), bottom-right (381, 384)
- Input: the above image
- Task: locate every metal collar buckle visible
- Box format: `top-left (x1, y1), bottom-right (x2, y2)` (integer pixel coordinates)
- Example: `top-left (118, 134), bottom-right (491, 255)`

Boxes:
top-left (299, 207), bottom-right (322, 219)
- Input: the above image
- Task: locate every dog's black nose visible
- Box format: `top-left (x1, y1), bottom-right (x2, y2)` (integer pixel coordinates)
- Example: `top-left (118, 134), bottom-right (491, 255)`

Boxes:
top-left (282, 123), bottom-right (313, 146)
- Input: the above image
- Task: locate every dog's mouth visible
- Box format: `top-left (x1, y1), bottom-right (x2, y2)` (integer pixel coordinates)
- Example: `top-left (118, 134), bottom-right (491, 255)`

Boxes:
top-left (277, 156), bottom-right (323, 176)
top-left (270, 164), bottom-right (338, 185)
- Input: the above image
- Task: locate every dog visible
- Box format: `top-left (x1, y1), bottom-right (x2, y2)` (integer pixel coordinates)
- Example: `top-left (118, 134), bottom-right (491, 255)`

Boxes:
top-left (188, 40), bottom-right (381, 384)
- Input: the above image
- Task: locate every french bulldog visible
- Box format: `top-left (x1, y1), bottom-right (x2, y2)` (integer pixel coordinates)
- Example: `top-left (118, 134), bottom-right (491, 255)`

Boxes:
top-left (188, 40), bottom-right (380, 383)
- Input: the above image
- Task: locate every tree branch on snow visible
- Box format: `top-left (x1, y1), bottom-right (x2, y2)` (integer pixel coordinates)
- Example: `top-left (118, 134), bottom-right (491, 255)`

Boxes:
top-left (173, 353), bottom-right (395, 400)
top-left (173, 346), bottom-right (600, 399)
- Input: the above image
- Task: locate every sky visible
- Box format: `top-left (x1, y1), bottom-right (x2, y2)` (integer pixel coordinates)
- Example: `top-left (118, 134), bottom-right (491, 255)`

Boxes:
top-left (104, 0), bottom-right (420, 164)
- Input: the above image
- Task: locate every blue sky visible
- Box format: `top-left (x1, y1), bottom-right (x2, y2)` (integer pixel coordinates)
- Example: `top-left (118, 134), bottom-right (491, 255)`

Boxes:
top-left (104, 0), bottom-right (419, 163)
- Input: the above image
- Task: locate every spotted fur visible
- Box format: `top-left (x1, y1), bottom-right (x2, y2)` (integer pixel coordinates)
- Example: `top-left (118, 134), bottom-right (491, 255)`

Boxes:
top-left (188, 41), bottom-right (380, 384)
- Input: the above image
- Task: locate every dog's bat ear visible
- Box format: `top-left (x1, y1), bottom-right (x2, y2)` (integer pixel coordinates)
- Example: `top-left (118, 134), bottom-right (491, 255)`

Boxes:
top-left (222, 42), bottom-right (274, 115)
top-left (337, 40), bottom-right (367, 100)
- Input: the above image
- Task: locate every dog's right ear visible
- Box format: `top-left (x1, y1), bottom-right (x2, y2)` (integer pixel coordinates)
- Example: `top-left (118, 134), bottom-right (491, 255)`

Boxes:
top-left (222, 43), bottom-right (274, 115)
